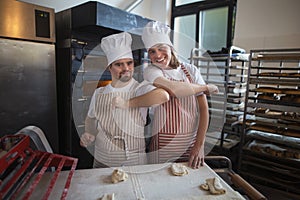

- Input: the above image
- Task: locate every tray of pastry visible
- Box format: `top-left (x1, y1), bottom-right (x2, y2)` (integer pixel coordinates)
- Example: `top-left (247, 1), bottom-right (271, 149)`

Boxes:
top-left (244, 139), bottom-right (300, 161)
top-left (250, 87), bottom-right (300, 95)
top-left (249, 77), bottom-right (300, 86)
top-left (241, 155), bottom-right (300, 193)
top-left (246, 130), bottom-right (300, 149)
top-left (243, 154), bottom-right (300, 175)
top-left (248, 93), bottom-right (300, 107)
top-left (251, 72), bottom-right (300, 78)
top-left (247, 123), bottom-right (300, 139)
top-left (247, 101), bottom-right (300, 113)
top-left (227, 95), bottom-right (245, 104)
top-left (252, 52), bottom-right (300, 61)
top-left (251, 66), bottom-right (300, 71)
top-left (252, 108), bottom-right (300, 122)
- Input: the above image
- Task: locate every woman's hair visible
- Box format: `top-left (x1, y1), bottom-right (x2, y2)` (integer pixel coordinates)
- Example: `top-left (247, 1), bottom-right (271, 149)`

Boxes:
top-left (169, 46), bottom-right (181, 69)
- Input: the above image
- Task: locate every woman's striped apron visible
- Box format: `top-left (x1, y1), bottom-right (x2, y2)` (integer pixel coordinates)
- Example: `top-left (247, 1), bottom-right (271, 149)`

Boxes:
top-left (149, 64), bottom-right (199, 163)
top-left (93, 90), bottom-right (147, 168)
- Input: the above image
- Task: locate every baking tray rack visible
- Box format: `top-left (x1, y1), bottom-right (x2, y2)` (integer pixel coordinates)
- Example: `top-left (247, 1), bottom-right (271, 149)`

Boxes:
top-left (0, 134), bottom-right (78, 200)
top-left (241, 145), bottom-right (300, 195)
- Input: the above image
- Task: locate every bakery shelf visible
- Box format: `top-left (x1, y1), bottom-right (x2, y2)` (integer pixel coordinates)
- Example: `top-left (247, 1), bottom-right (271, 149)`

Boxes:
top-left (191, 46), bottom-right (248, 157)
top-left (240, 48), bottom-right (300, 195)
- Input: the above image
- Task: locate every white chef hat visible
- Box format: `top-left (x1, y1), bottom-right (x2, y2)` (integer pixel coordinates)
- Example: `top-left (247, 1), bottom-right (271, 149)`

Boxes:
top-left (101, 32), bottom-right (133, 66)
top-left (142, 21), bottom-right (173, 50)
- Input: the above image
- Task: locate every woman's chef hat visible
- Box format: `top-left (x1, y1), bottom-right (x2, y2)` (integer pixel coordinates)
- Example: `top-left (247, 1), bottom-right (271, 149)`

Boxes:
top-left (101, 32), bottom-right (133, 66)
top-left (142, 21), bottom-right (173, 49)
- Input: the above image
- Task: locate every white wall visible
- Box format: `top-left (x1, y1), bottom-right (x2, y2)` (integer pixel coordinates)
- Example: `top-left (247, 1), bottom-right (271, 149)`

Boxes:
top-left (19, 0), bottom-right (300, 51)
top-left (19, 0), bottom-right (171, 24)
top-left (234, 0), bottom-right (300, 51)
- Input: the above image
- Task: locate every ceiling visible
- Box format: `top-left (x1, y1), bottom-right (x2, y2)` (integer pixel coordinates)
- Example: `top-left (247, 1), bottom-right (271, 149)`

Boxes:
top-left (18, 0), bottom-right (130, 12)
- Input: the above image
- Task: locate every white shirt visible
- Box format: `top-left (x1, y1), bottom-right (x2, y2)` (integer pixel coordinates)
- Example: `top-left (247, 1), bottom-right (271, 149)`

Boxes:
top-left (143, 62), bottom-right (205, 85)
top-left (88, 78), bottom-right (155, 121)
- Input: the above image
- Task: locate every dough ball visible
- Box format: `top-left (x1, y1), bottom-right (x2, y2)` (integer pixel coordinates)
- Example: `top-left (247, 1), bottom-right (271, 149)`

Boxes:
top-left (170, 163), bottom-right (189, 176)
top-left (111, 169), bottom-right (128, 183)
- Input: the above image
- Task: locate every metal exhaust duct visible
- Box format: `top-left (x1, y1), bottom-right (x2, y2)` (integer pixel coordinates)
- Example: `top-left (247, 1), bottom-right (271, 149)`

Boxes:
top-left (125, 0), bottom-right (144, 12)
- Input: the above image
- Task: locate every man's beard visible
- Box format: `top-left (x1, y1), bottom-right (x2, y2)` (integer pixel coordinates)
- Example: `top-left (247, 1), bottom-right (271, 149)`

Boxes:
top-left (119, 71), bottom-right (132, 82)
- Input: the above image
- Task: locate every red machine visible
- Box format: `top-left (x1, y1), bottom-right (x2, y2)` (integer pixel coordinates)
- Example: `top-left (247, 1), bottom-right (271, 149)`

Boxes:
top-left (0, 134), bottom-right (77, 200)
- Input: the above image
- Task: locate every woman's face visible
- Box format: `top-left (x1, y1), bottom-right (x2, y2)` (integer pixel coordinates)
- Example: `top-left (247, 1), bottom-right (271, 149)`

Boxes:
top-left (148, 44), bottom-right (172, 69)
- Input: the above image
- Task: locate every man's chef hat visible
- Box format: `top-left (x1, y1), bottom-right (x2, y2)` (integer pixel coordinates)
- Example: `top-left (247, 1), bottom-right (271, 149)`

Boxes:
top-left (101, 32), bottom-right (133, 66)
top-left (142, 21), bottom-right (173, 50)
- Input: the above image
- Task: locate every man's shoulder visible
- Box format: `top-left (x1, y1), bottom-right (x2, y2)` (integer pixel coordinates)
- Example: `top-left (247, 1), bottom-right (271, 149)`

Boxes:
top-left (93, 85), bottom-right (109, 95)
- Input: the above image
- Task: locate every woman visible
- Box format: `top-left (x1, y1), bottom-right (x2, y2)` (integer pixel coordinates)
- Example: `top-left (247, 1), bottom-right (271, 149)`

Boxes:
top-left (141, 21), bottom-right (218, 168)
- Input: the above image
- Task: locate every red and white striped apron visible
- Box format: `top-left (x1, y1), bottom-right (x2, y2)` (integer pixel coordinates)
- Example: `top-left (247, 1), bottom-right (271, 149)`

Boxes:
top-left (149, 64), bottom-right (199, 163)
top-left (93, 90), bottom-right (147, 168)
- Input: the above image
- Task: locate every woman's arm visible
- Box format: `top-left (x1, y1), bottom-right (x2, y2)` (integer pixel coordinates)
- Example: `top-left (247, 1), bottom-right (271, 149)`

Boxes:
top-left (112, 88), bottom-right (170, 109)
top-left (188, 94), bottom-right (209, 168)
top-left (153, 76), bottom-right (218, 98)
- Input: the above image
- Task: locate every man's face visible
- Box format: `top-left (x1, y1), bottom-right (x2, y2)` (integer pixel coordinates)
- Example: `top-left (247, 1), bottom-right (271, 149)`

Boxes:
top-left (109, 58), bottom-right (134, 82)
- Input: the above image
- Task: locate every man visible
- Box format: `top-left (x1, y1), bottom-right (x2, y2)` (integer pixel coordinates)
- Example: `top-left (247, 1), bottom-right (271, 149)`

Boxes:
top-left (80, 32), bottom-right (169, 168)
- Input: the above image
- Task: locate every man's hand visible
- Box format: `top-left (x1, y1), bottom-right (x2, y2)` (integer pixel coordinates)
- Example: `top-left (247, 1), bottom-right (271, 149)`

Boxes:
top-left (112, 96), bottom-right (129, 109)
top-left (80, 132), bottom-right (95, 147)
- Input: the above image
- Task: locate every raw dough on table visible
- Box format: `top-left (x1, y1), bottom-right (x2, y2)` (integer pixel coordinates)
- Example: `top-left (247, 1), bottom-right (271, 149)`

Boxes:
top-left (200, 177), bottom-right (226, 195)
top-left (100, 193), bottom-right (115, 200)
top-left (170, 163), bottom-right (189, 176)
top-left (111, 169), bottom-right (128, 183)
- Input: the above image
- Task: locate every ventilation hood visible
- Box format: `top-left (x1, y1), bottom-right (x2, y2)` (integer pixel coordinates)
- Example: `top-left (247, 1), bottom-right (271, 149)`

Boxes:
top-left (69, 1), bottom-right (151, 36)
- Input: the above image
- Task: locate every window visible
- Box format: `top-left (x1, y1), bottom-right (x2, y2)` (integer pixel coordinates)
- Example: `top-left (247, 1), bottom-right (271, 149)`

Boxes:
top-left (175, 0), bottom-right (204, 6)
top-left (200, 7), bottom-right (228, 52)
top-left (174, 14), bottom-right (196, 60)
top-left (171, 0), bottom-right (237, 58)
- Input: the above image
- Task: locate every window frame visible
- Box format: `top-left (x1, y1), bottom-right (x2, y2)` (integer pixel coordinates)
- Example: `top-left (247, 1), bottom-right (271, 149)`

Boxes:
top-left (171, 0), bottom-right (237, 49)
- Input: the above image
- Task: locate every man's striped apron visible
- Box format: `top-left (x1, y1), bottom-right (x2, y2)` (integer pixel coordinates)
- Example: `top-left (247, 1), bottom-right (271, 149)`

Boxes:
top-left (149, 64), bottom-right (199, 163)
top-left (93, 90), bottom-right (147, 168)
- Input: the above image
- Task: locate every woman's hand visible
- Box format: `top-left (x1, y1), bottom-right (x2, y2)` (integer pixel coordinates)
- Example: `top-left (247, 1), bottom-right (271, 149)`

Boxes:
top-left (80, 132), bottom-right (95, 147)
top-left (204, 84), bottom-right (219, 95)
top-left (112, 96), bottom-right (129, 109)
top-left (188, 143), bottom-right (205, 169)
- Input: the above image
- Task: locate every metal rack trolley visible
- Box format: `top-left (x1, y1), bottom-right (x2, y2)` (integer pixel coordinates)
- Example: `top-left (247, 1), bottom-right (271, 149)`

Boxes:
top-left (190, 46), bottom-right (248, 163)
top-left (240, 48), bottom-right (300, 198)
